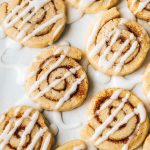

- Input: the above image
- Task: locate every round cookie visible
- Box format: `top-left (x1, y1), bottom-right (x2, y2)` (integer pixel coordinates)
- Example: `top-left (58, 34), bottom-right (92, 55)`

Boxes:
top-left (127, 0), bottom-right (150, 25)
top-left (56, 140), bottom-right (86, 150)
top-left (143, 62), bottom-right (150, 100)
top-left (25, 45), bottom-right (88, 112)
top-left (0, 0), bottom-right (66, 48)
top-left (86, 7), bottom-right (150, 76)
top-left (80, 88), bottom-right (149, 150)
top-left (66, 0), bottom-right (119, 13)
top-left (143, 135), bottom-right (150, 150)
top-left (0, 105), bottom-right (54, 150)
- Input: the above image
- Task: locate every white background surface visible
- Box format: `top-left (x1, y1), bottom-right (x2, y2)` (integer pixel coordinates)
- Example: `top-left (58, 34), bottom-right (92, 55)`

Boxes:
top-left (0, 0), bottom-right (149, 149)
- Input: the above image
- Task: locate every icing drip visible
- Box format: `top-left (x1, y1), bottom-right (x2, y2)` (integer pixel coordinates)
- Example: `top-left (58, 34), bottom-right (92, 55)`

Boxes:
top-left (86, 12), bottom-right (105, 49)
top-left (79, 0), bottom-right (95, 10)
top-left (32, 66), bottom-right (81, 100)
top-left (55, 75), bottom-right (85, 109)
top-left (52, 112), bottom-right (81, 129)
top-left (134, 0), bottom-right (150, 14)
top-left (17, 112), bottom-right (39, 150)
top-left (42, 134), bottom-right (51, 150)
top-left (26, 127), bottom-right (48, 150)
top-left (91, 93), bottom-right (130, 141)
top-left (73, 144), bottom-right (85, 150)
top-left (0, 109), bottom-right (32, 149)
top-left (0, 114), bottom-right (5, 123)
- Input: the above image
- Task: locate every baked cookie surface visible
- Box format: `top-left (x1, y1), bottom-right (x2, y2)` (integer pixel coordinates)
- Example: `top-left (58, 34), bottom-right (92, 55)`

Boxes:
top-left (56, 140), bottom-right (86, 150)
top-left (143, 135), bottom-right (150, 150)
top-left (86, 7), bottom-right (150, 76)
top-left (66, 0), bottom-right (119, 13)
top-left (25, 45), bottom-right (88, 112)
top-left (0, 0), bottom-right (66, 48)
top-left (143, 63), bottom-right (150, 101)
top-left (127, 0), bottom-right (150, 25)
top-left (0, 105), bottom-right (54, 150)
top-left (80, 88), bottom-right (149, 150)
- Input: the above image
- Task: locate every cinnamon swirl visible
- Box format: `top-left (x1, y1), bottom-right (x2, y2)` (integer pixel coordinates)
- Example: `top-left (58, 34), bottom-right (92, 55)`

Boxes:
top-left (25, 45), bottom-right (88, 111)
top-left (0, 106), bottom-right (54, 150)
top-left (80, 88), bottom-right (149, 150)
top-left (0, 0), bottom-right (66, 48)
top-left (86, 7), bottom-right (150, 76)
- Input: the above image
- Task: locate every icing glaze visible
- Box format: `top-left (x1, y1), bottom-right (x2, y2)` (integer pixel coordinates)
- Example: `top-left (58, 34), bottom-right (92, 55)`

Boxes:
top-left (73, 144), bottom-right (86, 150)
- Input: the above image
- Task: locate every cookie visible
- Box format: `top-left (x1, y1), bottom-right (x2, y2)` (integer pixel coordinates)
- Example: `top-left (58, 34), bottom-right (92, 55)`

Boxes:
top-left (143, 135), bottom-right (150, 150)
top-left (66, 0), bottom-right (119, 13)
top-left (56, 140), bottom-right (86, 150)
top-left (127, 0), bottom-right (150, 25)
top-left (0, 105), bottom-right (54, 150)
top-left (80, 88), bottom-right (149, 150)
top-left (143, 62), bottom-right (150, 100)
top-left (86, 7), bottom-right (150, 76)
top-left (25, 45), bottom-right (88, 112)
top-left (0, 0), bottom-right (66, 48)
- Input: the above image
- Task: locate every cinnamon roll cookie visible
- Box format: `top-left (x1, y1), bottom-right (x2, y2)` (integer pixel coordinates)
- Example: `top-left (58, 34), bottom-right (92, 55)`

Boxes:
top-left (0, 0), bottom-right (66, 48)
top-left (25, 45), bottom-right (88, 111)
top-left (86, 7), bottom-right (150, 76)
top-left (143, 62), bottom-right (150, 101)
top-left (80, 88), bottom-right (149, 150)
top-left (56, 140), bottom-right (86, 150)
top-left (143, 135), bottom-right (150, 150)
top-left (127, 0), bottom-right (150, 25)
top-left (0, 106), bottom-right (54, 150)
top-left (66, 0), bottom-right (119, 13)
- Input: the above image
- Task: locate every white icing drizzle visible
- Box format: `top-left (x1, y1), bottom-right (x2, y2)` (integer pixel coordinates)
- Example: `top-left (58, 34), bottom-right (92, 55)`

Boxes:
top-left (55, 75), bottom-right (85, 109)
top-left (32, 66), bottom-right (81, 100)
top-left (87, 89), bottom-right (146, 150)
top-left (26, 127), bottom-right (47, 150)
top-left (42, 134), bottom-right (51, 150)
top-left (91, 93), bottom-right (130, 141)
top-left (130, 0), bottom-right (137, 9)
top-left (22, 13), bottom-right (64, 42)
top-left (79, 0), bottom-right (95, 10)
top-left (0, 109), bottom-right (32, 149)
top-left (28, 54), bottom-right (67, 94)
top-left (52, 24), bottom-right (64, 38)
top-left (3, 0), bottom-right (50, 28)
top-left (2, 0), bottom-right (64, 42)
top-left (86, 12), bottom-right (105, 49)
top-left (134, 0), bottom-right (150, 14)
top-left (17, 112), bottom-right (39, 150)
top-left (99, 32), bottom-right (134, 70)
top-left (73, 144), bottom-right (85, 150)
top-left (0, 114), bottom-right (5, 123)
top-left (115, 41), bottom-right (138, 73)
top-left (14, 107), bottom-right (21, 116)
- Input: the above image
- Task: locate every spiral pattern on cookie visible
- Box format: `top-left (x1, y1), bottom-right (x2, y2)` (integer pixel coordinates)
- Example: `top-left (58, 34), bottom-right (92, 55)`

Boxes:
top-left (86, 7), bottom-right (150, 76)
top-left (127, 0), bottom-right (150, 25)
top-left (80, 88), bottom-right (149, 150)
top-left (66, 0), bottom-right (119, 13)
top-left (0, 106), bottom-right (53, 150)
top-left (0, 0), bottom-right (66, 48)
top-left (25, 45), bottom-right (88, 111)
